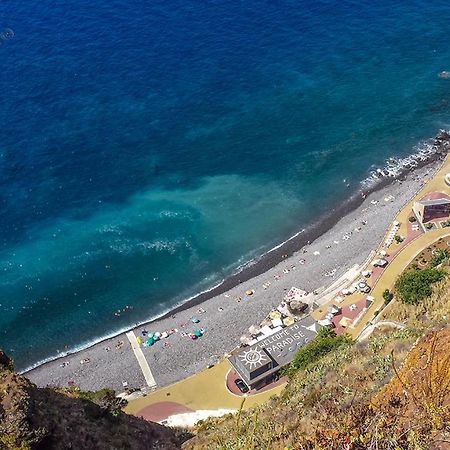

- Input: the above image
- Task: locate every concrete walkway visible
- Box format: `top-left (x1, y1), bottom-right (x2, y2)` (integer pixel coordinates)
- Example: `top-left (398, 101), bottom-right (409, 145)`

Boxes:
top-left (125, 359), bottom-right (285, 420)
top-left (126, 331), bottom-right (157, 389)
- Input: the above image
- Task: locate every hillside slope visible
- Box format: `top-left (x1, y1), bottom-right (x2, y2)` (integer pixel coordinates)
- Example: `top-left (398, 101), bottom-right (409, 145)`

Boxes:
top-left (0, 352), bottom-right (181, 450)
top-left (184, 278), bottom-right (450, 450)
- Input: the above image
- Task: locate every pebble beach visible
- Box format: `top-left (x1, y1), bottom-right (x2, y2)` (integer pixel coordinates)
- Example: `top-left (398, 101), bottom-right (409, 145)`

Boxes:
top-left (27, 162), bottom-right (440, 393)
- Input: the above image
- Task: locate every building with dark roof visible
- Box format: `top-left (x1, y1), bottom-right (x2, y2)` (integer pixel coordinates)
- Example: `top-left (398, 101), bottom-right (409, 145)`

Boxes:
top-left (228, 316), bottom-right (318, 390)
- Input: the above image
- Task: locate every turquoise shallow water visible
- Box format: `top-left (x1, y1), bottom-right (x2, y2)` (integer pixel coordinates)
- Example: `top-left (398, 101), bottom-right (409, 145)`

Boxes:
top-left (1, 0), bottom-right (450, 369)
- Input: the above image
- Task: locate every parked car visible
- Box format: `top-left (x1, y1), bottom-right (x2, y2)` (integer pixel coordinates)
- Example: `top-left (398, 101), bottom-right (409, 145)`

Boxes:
top-left (234, 378), bottom-right (249, 393)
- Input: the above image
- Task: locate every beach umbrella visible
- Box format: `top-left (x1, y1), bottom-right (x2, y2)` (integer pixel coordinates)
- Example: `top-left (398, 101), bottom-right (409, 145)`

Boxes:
top-left (160, 332), bottom-right (168, 339)
top-left (194, 330), bottom-right (202, 338)
top-left (338, 317), bottom-right (353, 328)
top-left (154, 331), bottom-right (161, 337)
top-left (136, 336), bottom-right (143, 345)
top-left (245, 289), bottom-right (254, 296)
top-left (283, 316), bottom-right (295, 327)
top-left (269, 310), bottom-right (281, 319)
top-left (146, 337), bottom-right (154, 346)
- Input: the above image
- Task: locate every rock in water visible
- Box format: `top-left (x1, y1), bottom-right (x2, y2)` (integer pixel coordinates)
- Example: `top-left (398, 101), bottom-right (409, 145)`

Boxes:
top-left (438, 71), bottom-right (450, 79)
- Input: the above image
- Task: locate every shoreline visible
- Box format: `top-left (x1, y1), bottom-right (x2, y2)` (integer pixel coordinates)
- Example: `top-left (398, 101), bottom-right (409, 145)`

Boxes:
top-left (21, 152), bottom-right (442, 375)
top-left (19, 153), bottom-right (442, 374)
top-left (25, 137), bottom-right (448, 392)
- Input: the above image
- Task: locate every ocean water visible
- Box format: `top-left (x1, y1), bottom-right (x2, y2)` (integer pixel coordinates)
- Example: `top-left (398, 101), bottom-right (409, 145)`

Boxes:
top-left (1, 0), bottom-right (450, 370)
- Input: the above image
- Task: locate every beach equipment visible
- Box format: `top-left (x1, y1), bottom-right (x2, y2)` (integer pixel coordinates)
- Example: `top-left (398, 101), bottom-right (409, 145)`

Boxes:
top-left (318, 318), bottom-right (333, 327)
top-left (277, 303), bottom-right (291, 317)
top-left (269, 310), bottom-right (281, 320)
top-left (146, 337), bottom-right (154, 346)
top-left (271, 318), bottom-right (283, 328)
top-left (260, 325), bottom-right (275, 336)
top-left (283, 316), bottom-right (295, 327)
top-left (245, 289), bottom-right (254, 296)
top-left (194, 330), bottom-right (202, 338)
top-left (339, 317), bottom-right (353, 328)
top-left (240, 335), bottom-right (252, 345)
top-left (249, 325), bottom-right (260, 335)
top-left (284, 286), bottom-right (308, 302)
top-left (328, 304), bottom-right (341, 315)
top-left (136, 336), bottom-right (143, 345)
top-left (191, 317), bottom-right (200, 323)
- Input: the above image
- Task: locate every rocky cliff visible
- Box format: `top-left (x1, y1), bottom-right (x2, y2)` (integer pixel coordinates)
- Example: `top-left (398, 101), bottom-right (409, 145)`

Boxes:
top-left (0, 352), bottom-right (181, 450)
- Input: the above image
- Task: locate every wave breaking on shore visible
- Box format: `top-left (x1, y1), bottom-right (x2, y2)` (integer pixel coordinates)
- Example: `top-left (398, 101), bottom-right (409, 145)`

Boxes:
top-left (23, 130), bottom-right (450, 376)
top-left (361, 130), bottom-right (450, 189)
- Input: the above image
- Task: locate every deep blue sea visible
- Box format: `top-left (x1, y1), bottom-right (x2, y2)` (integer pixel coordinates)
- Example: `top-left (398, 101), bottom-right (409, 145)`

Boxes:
top-left (1, 0), bottom-right (450, 369)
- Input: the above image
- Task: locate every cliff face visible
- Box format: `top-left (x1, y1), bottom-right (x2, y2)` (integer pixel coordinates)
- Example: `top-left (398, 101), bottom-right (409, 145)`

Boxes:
top-left (0, 352), bottom-right (181, 450)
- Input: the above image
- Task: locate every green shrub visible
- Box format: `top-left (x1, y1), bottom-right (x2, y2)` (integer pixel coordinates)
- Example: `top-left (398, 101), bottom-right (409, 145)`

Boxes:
top-left (430, 249), bottom-right (450, 267)
top-left (394, 267), bottom-right (446, 305)
top-left (408, 216), bottom-right (416, 223)
top-left (382, 289), bottom-right (394, 305)
top-left (288, 327), bottom-right (353, 374)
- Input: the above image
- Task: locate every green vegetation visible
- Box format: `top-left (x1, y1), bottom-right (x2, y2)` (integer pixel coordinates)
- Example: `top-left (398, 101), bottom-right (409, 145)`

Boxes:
top-left (394, 234), bottom-right (404, 243)
top-left (0, 355), bottom-right (182, 450)
top-left (394, 267), bottom-right (446, 305)
top-left (430, 248), bottom-right (450, 267)
top-left (382, 288), bottom-right (394, 305)
top-left (188, 325), bottom-right (449, 449)
top-left (425, 222), bottom-right (433, 230)
top-left (408, 215), bottom-right (416, 223)
top-left (442, 219), bottom-right (450, 228)
top-left (63, 386), bottom-right (125, 417)
top-left (188, 254), bottom-right (450, 449)
top-left (287, 327), bottom-right (353, 375)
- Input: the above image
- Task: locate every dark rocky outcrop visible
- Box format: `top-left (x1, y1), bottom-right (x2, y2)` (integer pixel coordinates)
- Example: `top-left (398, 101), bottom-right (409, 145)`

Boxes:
top-left (0, 353), bottom-right (181, 450)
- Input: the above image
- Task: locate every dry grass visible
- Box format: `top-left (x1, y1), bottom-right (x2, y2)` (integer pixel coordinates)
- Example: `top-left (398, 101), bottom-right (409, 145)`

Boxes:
top-left (184, 275), bottom-right (450, 450)
top-left (382, 276), bottom-right (450, 329)
top-left (184, 328), bottom-right (421, 449)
